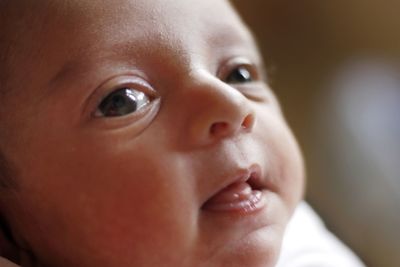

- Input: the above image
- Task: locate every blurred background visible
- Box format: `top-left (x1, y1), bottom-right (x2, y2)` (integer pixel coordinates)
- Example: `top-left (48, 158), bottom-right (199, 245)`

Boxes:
top-left (231, 1), bottom-right (400, 266)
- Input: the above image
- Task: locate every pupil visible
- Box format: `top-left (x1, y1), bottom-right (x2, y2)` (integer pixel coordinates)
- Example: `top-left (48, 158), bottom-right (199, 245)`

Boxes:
top-left (112, 95), bottom-right (126, 108)
top-left (228, 67), bottom-right (251, 83)
top-left (99, 88), bottom-right (139, 116)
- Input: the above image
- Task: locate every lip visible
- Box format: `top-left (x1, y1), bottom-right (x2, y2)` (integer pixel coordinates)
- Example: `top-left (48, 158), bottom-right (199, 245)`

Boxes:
top-left (201, 164), bottom-right (267, 214)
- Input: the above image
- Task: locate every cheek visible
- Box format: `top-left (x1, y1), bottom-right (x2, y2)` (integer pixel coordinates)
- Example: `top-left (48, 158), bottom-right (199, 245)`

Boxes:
top-left (11, 139), bottom-right (197, 266)
top-left (256, 109), bottom-right (305, 211)
top-left (272, 129), bottom-right (305, 207)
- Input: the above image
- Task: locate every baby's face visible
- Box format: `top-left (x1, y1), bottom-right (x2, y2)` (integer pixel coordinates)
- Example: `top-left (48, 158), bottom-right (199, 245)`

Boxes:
top-left (0, 0), bottom-right (304, 266)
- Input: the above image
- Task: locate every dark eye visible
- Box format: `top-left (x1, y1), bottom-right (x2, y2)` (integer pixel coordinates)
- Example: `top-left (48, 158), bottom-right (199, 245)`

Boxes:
top-left (95, 88), bottom-right (150, 117)
top-left (225, 66), bottom-right (254, 84)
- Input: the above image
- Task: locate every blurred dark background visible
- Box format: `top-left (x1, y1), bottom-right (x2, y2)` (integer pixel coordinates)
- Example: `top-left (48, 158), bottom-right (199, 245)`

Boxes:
top-left (231, 1), bottom-right (400, 267)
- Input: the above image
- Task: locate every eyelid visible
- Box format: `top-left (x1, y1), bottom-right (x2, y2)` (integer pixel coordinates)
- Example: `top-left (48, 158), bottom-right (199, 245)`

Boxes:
top-left (218, 57), bottom-right (270, 102)
top-left (84, 75), bottom-right (158, 121)
top-left (218, 57), bottom-right (260, 82)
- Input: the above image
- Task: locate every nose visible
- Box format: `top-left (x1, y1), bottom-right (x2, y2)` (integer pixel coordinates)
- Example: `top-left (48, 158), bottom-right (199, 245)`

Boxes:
top-left (184, 70), bottom-right (256, 146)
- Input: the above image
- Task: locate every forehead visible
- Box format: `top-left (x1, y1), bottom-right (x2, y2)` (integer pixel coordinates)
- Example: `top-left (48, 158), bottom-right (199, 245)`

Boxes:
top-left (79, 0), bottom-right (252, 58)
top-left (58, 0), bottom-right (251, 59)
top-left (68, 0), bottom-right (244, 33)
top-left (6, 0), bottom-right (256, 90)
top-left (30, 0), bottom-right (250, 49)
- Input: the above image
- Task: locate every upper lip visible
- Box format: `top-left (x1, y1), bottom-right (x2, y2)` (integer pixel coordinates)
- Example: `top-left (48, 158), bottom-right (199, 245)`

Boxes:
top-left (201, 164), bottom-right (264, 207)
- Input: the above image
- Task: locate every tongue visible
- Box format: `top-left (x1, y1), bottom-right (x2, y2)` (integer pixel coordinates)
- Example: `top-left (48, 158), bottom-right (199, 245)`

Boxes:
top-left (203, 181), bottom-right (254, 210)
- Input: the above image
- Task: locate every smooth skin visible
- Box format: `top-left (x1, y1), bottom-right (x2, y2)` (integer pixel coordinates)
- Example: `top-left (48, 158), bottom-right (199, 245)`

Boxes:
top-left (0, 0), bottom-right (304, 266)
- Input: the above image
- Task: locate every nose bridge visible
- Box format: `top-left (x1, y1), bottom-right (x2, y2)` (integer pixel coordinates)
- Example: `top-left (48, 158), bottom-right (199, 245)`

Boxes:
top-left (183, 69), bottom-right (256, 145)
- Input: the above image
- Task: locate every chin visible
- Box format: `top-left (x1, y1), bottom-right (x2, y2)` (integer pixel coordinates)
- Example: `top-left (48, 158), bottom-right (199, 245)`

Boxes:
top-left (202, 226), bottom-right (283, 267)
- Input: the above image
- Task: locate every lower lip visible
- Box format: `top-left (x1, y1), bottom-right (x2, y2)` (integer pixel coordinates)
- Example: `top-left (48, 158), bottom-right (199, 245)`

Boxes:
top-left (202, 181), bottom-right (267, 214)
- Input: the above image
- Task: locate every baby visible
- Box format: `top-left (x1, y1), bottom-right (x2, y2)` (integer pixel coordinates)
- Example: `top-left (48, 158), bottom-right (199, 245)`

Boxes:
top-left (0, 0), bottom-right (365, 266)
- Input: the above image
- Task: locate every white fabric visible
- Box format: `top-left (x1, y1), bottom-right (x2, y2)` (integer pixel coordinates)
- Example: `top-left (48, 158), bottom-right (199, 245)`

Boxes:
top-left (276, 202), bottom-right (366, 267)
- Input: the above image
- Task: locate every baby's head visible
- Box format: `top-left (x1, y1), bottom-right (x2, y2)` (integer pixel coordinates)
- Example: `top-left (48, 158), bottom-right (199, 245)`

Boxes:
top-left (0, 0), bottom-right (304, 266)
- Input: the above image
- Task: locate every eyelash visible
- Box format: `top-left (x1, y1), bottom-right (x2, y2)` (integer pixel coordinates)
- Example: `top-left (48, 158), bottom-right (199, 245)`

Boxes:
top-left (89, 76), bottom-right (157, 120)
top-left (91, 61), bottom-right (259, 119)
top-left (223, 65), bottom-right (256, 84)
top-left (219, 58), bottom-right (260, 85)
top-left (94, 87), bottom-right (152, 118)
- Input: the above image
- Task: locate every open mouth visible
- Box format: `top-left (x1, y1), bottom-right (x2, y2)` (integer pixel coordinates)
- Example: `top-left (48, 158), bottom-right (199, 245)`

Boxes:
top-left (201, 170), bottom-right (266, 213)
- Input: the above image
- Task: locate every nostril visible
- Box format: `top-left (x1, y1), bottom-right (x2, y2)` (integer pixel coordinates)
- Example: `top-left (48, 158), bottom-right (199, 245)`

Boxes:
top-left (209, 114), bottom-right (254, 137)
top-left (241, 114), bottom-right (255, 130)
top-left (210, 122), bottom-right (229, 136)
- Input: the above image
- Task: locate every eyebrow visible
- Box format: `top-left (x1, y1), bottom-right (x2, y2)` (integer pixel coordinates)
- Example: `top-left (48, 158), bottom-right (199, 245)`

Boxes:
top-left (47, 45), bottom-right (134, 92)
top-left (49, 61), bottom-right (90, 92)
top-left (49, 22), bottom-right (260, 89)
top-left (208, 22), bottom-right (256, 48)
